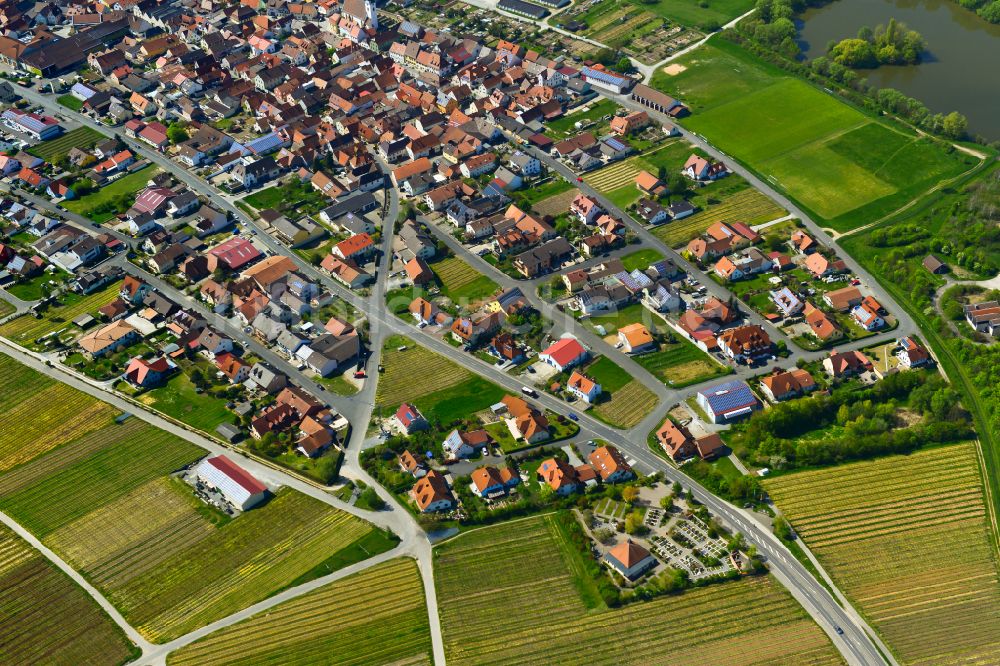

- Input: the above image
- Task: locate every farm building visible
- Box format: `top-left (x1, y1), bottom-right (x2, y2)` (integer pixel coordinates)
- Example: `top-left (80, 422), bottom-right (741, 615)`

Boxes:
top-left (604, 539), bottom-right (657, 580)
top-left (195, 455), bottom-right (268, 510)
top-left (539, 337), bottom-right (588, 372)
top-left (497, 0), bottom-right (549, 19)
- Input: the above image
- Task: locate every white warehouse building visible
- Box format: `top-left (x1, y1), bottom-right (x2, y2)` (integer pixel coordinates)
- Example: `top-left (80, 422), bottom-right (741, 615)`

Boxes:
top-left (196, 455), bottom-right (268, 510)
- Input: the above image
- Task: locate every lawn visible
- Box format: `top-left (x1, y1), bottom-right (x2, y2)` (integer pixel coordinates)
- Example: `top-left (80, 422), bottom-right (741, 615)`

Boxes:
top-left (0, 279), bottom-right (121, 349)
top-left (585, 302), bottom-right (653, 337)
top-left (0, 298), bottom-right (13, 318)
top-left (516, 177), bottom-right (574, 208)
top-left (620, 248), bottom-right (664, 272)
top-left (435, 513), bottom-right (842, 664)
top-left (63, 167), bottom-right (157, 224)
top-left (56, 93), bottom-right (84, 111)
top-left (0, 524), bottom-right (138, 666)
top-left (546, 99), bottom-right (619, 137)
top-left (242, 186), bottom-right (285, 210)
top-left (28, 126), bottom-right (106, 161)
top-left (634, 338), bottom-right (731, 388)
top-left (167, 558), bottom-right (430, 666)
top-left (651, 40), bottom-right (970, 230)
top-left (433, 256), bottom-right (498, 306)
top-left (0, 355), bottom-right (386, 643)
top-left (242, 179), bottom-right (331, 217)
top-left (764, 443), bottom-right (1000, 664)
top-left (137, 367), bottom-right (234, 434)
top-left (585, 139), bottom-right (693, 207)
top-left (5, 272), bottom-right (64, 301)
top-left (374, 335), bottom-right (507, 423)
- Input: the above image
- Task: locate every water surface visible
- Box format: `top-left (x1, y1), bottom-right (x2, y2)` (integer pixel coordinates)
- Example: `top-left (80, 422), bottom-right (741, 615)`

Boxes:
top-left (798, 0), bottom-right (1000, 139)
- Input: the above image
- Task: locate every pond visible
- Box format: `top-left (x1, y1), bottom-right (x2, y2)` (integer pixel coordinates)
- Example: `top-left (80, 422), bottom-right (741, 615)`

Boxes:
top-left (798, 0), bottom-right (1000, 139)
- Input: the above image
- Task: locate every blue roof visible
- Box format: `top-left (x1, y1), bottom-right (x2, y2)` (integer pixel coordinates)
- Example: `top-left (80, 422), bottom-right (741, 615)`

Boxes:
top-left (698, 380), bottom-right (758, 412)
top-left (581, 67), bottom-right (627, 85)
top-left (244, 132), bottom-right (283, 155)
top-left (603, 137), bottom-right (627, 151)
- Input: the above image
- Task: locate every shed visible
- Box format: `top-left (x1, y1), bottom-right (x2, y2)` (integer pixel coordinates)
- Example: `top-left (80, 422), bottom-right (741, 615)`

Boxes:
top-left (922, 254), bottom-right (948, 274)
top-left (215, 422), bottom-right (244, 443)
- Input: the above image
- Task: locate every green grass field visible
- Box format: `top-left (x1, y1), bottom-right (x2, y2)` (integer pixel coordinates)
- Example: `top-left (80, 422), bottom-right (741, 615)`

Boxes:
top-left (585, 356), bottom-right (632, 392)
top-left (63, 168), bottom-right (158, 224)
top-left (435, 513), bottom-right (843, 664)
top-left (0, 298), bottom-right (13, 318)
top-left (167, 558), bottom-right (430, 666)
top-left (137, 369), bottom-right (234, 433)
top-left (546, 99), bottom-right (618, 137)
top-left (57, 93), bottom-right (84, 111)
top-left (652, 40), bottom-right (970, 229)
top-left (433, 256), bottom-right (498, 306)
top-left (620, 248), bottom-right (665, 271)
top-left (242, 187), bottom-right (284, 210)
top-left (375, 335), bottom-right (507, 422)
top-left (582, 356), bottom-right (658, 428)
top-left (0, 355), bottom-right (383, 643)
top-left (0, 524), bottom-right (137, 666)
top-left (0, 280), bottom-right (121, 349)
top-left (765, 443), bottom-right (1000, 664)
top-left (28, 126), bottom-right (106, 161)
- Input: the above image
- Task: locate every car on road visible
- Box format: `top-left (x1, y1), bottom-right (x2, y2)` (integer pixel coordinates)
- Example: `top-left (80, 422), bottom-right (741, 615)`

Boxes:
top-left (835, 626), bottom-right (844, 635)
top-left (850, 278), bottom-right (861, 285)
top-left (576, 177), bottom-right (583, 182)
top-left (568, 412), bottom-right (579, 421)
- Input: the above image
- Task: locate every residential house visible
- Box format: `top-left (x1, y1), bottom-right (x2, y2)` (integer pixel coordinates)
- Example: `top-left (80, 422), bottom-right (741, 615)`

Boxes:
top-left (123, 356), bottom-right (172, 388)
top-left (566, 371), bottom-right (601, 403)
top-left (411, 470), bottom-right (455, 513)
top-left (897, 336), bottom-right (932, 368)
top-left (471, 465), bottom-right (520, 498)
top-left (823, 350), bottom-right (873, 379)
top-left (78, 320), bottom-right (139, 359)
top-left (717, 325), bottom-right (771, 365)
top-left (442, 429), bottom-right (492, 459)
top-left (399, 450), bottom-right (428, 478)
top-left (588, 445), bottom-right (634, 483)
top-left (502, 395), bottom-right (550, 444)
top-left (759, 368), bottom-right (817, 402)
top-left (618, 323), bottom-right (656, 354)
top-left (395, 402), bottom-right (429, 433)
top-left (682, 154), bottom-right (728, 181)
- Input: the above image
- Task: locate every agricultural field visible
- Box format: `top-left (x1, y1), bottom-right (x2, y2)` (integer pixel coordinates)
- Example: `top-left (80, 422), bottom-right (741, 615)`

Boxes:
top-left (528, 186), bottom-right (577, 217)
top-left (585, 139), bottom-right (692, 209)
top-left (585, 356), bottom-right (658, 429)
top-left (0, 356), bottom-right (116, 472)
top-left (651, 41), bottom-right (971, 230)
top-left (764, 443), bottom-right (1000, 664)
top-left (433, 256), bottom-right (498, 306)
top-left (435, 514), bottom-right (842, 665)
top-left (167, 558), bottom-right (431, 666)
top-left (635, 338), bottom-right (730, 388)
top-left (0, 279), bottom-right (122, 349)
top-left (0, 524), bottom-right (137, 666)
top-left (63, 167), bottom-right (158, 224)
top-left (27, 126), bottom-right (107, 162)
top-left (652, 188), bottom-right (788, 247)
top-left (0, 356), bottom-right (383, 643)
top-left (375, 335), bottom-right (506, 422)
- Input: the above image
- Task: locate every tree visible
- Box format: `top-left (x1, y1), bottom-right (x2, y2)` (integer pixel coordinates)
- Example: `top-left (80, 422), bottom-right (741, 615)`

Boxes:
top-left (357, 487), bottom-right (385, 511)
top-left (622, 485), bottom-right (640, 504)
top-left (167, 122), bottom-right (189, 145)
top-left (624, 510), bottom-right (648, 535)
top-left (615, 56), bottom-right (632, 74)
top-left (942, 111), bottom-right (968, 140)
top-left (659, 494), bottom-right (673, 510)
top-left (773, 516), bottom-right (793, 541)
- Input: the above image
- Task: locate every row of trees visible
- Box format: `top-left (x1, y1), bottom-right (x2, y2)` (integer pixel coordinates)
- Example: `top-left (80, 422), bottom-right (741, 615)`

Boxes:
top-left (955, 0), bottom-right (1000, 23)
top-left (828, 19), bottom-right (925, 68)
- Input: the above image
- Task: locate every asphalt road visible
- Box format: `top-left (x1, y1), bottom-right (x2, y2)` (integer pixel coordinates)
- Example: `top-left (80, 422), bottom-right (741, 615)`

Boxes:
top-left (11, 81), bottom-right (897, 665)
